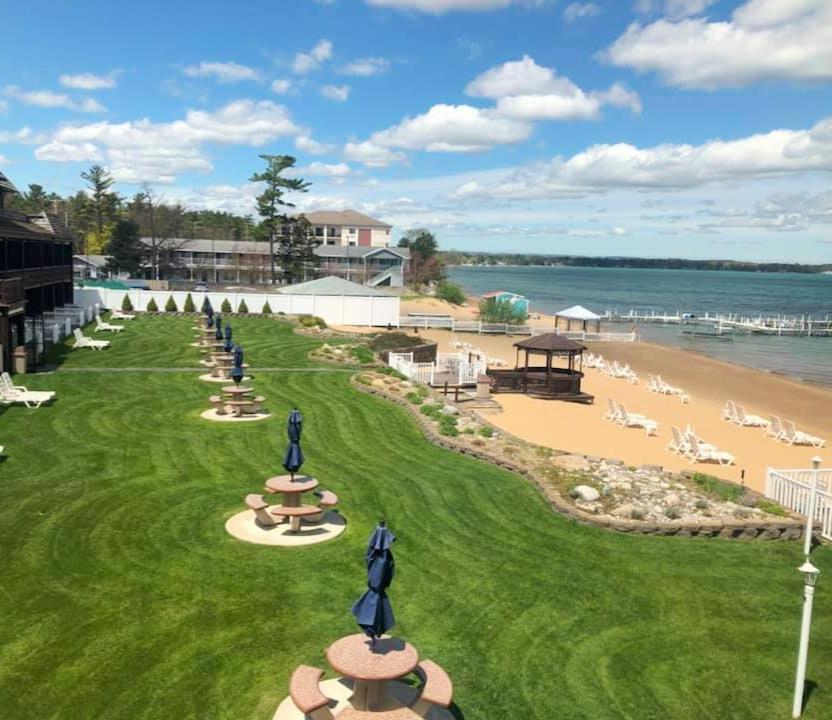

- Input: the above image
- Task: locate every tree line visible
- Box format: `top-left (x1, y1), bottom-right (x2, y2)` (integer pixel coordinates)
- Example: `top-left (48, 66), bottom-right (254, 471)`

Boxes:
top-left (9, 155), bottom-right (319, 284)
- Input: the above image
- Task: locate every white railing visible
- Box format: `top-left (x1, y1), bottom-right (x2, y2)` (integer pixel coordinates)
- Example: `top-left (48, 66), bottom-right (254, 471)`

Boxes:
top-left (556, 330), bottom-right (639, 343)
top-left (765, 467), bottom-right (832, 541)
top-left (399, 316), bottom-right (533, 335)
top-left (388, 350), bottom-right (484, 386)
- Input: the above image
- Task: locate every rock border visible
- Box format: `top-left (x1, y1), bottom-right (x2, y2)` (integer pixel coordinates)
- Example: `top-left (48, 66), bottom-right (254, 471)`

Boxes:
top-left (353, 376), bottom-right (808, 541)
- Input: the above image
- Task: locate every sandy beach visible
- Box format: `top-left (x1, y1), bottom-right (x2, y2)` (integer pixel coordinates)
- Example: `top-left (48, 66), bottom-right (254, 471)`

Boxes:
top-left (408, 325), bottom-right (829, 493)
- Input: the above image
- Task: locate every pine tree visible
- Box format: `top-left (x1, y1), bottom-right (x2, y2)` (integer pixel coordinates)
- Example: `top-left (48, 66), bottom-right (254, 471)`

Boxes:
top-left (81, 165), bottom-right (120, 254)
top-left (121, 295), bottom-right (134, 312)
top-left (105, 219), bottom-right (144, 276)
top-left (262, 301), bottom-right (272, 314)
top-left (249, 155), bottom-right (310, 284)
top-left (146, 298), bottom-right (159, 312)
top-left (238, 299), bottom-right (248, 313)
top-left (221, 298), bottom-right (232, 313)
top-left (183, 293), bottom-right (195, 313)
top-left (277, 216), bottom-right (318, 285)
top-left (165, 295), bottom-right (178, 312)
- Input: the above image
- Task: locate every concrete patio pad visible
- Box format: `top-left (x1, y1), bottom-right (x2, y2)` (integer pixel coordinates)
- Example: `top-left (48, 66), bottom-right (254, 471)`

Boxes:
top-left (201, 409), bottom-right (271, 423)
top-left (225, 509), bottom-right (347, 547)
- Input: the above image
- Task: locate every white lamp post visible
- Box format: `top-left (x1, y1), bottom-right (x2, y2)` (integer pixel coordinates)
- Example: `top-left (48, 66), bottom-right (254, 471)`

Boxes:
top-left (803, 457), bottom-right (823, 557)
top-left (792, 560), bottom-right (820, 718)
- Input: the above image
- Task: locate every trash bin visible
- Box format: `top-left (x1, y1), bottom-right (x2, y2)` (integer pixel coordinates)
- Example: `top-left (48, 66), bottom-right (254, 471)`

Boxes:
top-left (12, 346), bottom-right (27, 374)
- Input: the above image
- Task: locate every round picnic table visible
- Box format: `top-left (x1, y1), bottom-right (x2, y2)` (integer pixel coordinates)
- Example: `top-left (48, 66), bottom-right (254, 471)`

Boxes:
top-left (222, 385), bottom-right (252, 398)
top-left (264, 474), bottom-right (318, 508)
top-left (325, 634), bottom-right (419, 712)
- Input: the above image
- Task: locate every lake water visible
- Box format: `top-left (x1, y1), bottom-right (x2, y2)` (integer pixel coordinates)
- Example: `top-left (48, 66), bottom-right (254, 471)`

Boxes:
top-left (448, 266), bottom-right (832, 387)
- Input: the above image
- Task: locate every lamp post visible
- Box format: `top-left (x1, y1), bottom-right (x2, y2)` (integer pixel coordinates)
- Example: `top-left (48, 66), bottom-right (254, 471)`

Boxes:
top-left (803, 456), bottom-right (823, 557)
top-left (792, 560), bottom-right (820, 718)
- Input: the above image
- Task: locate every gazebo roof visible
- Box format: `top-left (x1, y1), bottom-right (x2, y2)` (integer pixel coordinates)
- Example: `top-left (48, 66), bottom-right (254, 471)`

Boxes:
top-left (514, 333), bottom-right (586, 353)
top-left (554, 304), bottom-right (601, 321)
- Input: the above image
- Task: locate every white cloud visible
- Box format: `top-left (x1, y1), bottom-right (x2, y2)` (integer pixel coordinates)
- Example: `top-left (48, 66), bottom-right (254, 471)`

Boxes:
top-left (0, 127), bottom-right (41, 144)
top-left (466, 56), bottom-right (641, 120)
top-left (344, 140), bottom-right (408, 167)
top-left (0, 155), bottom-right (8, 165)
top-left (563, 2), bottom-right (600, 22)
top-left (295, 135), bottom-right (334, 155)
top-left (4, 86), bottom-right (107, 113)
top-left (360, 104), bottom-right (533, 155)
top-left (292, 39), bottom-right (333, 74)
top-left (299, 161), bottom-right (353, 177)
top-left (182, 61), bottom-right (260, 83)
top-left (365, 0), bottom-right (553, 12)
top-left (635, 0), bottom-right (716, 19)
top-left (36, 99), bottom-right (300, 183)
top-left (35, 141), bottom-right (104, 162)
top-left (271, 78), bottom-right (292, 94)
top-left (450, 114), bottom-right (832, 200)
top-left (341, 57), bottom-right (391, 76)
top-left (59, 71), bottom-right (119, 90)
top-left (606, 0), bottom-right (832, 88)
top-left (609, 226), bottom-right (629, 236)
top-left (321, 84), bottom-right (351, 101)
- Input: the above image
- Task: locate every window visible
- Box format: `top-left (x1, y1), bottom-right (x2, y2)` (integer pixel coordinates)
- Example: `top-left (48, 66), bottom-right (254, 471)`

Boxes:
top-left (314, 226), bottom-right (324, 237)
top-left (348, 227), bottom-right (356, 234)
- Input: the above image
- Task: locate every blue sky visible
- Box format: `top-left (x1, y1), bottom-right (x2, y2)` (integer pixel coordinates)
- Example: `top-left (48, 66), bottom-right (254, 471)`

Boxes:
top-left (1, 0), bottom-right (831, 262)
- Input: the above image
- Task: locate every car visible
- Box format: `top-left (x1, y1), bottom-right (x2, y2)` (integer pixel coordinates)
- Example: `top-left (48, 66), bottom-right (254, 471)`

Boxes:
top-left (193, 283), bottom-right (209, 292)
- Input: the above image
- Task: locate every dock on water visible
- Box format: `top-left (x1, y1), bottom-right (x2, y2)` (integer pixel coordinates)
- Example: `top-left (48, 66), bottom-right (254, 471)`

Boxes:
top-left (602, 310), bottom-right (832, 337)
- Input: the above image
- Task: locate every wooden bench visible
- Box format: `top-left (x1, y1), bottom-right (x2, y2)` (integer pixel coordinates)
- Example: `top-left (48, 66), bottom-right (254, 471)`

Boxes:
top-left (411, 660), bottom-right (453, 716)
top-left (289, 665), bottom-right (335, 720)
top-left (269, 504), bottom-right (321, 532)
top-left (209, 395), bottom-right (227, 415)
top-left (225, 400), bottom-right (254, 417)
top-left (338, 707), bottom-right (421, 720)
top-left (307, 490), bottom-right (339, 523)
top-left (245, 494), bottom-right (280, 527)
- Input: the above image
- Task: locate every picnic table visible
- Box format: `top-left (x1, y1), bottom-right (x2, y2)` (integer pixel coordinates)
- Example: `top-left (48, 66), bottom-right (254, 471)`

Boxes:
top-left (213, 356), bottom-right (234, 378)
top-left (264, 474), bottom-right (318, 507)
top-left (326, 635), bottom-right (419, 712)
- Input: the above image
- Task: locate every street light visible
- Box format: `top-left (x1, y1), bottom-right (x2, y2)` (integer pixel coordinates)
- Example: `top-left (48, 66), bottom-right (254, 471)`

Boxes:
top-left (792, 560), bottom-right (820, 718)
top-left (803, 456), bottom-right (823, 557)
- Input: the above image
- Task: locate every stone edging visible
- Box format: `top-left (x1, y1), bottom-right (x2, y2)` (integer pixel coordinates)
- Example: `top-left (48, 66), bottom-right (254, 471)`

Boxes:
top-left (352, 377), bottom-right (807, 541)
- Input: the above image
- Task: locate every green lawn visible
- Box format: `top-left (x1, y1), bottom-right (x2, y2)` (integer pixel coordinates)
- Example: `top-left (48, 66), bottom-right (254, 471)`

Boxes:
top-left (1, 316), bottom-right (830, 719)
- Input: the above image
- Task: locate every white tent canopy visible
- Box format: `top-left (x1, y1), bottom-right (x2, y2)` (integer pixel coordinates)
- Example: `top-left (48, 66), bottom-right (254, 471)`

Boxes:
top-left (554, 305), bottom-right (601, 321)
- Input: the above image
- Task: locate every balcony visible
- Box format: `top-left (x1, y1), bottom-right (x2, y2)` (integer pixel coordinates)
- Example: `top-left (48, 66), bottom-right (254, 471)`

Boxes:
top-left (0, 276), bottom-right (24, 306)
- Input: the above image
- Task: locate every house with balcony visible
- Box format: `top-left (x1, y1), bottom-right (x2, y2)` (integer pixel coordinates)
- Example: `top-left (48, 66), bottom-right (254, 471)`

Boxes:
top-left (0, 172), bottom-right (75, 371)
top-left (138, 208), bottom-right (408, 287)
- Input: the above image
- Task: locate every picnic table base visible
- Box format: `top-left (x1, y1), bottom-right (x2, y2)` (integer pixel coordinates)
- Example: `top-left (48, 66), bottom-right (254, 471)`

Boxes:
top-left (198, 373), bottom-right (251, 384)
top-left (225, 508), bottom-right (346, 547)
top-left (272, 678), bottom-right (453, 720)
top-left (200, 408), bottom-right (270, 422)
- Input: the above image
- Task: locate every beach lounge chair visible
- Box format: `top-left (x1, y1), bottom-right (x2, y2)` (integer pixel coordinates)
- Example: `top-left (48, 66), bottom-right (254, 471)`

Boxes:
top-left (95, 315), bottom-right (124, 333)
top-left (604, 398), bottom-right (621, 422)
top-left (782, 420), bottom-right (825, 448)
top-left (0, 373), bottom-right (56, 408)
top-left (733, 404), bottom-right (769, 428)
top-left (616, 403), bottom-right (658, 436)
top-left (73, 328), bottom-right (109, 350)
top-left (109, 309), bottom-right (135, 320)
top-left (764, 415), bottom-right (786, 441)
top-left (722, 400), bottom-right (738, 422)
top-left (688, 436), bottom-right (734, 466)
top-left (667, 426), bottom-right (690, 455)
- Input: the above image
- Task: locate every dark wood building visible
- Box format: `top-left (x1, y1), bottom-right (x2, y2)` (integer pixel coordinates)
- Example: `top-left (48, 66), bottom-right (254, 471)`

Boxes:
top-left (0, 172), bottom-right (74, 372)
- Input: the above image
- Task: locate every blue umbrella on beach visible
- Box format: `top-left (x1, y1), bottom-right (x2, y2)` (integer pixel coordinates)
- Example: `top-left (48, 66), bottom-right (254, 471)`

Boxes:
top-left (230, 344), bottom-right (244, 385)
top-left (214, 316), bottom-right (223, 341)
top-left (351, 521), bottom-right (396, 645)
top-left (282, 408), bottom-right (304, 479)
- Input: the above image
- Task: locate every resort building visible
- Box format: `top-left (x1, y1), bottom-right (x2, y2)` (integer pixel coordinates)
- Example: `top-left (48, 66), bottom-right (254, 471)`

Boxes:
top-left (73, 254), bottom-right (110, 281)
top-left (138, 210), bottom-right (408, 286)
top-left (0, 172), bottom-right (75, 371)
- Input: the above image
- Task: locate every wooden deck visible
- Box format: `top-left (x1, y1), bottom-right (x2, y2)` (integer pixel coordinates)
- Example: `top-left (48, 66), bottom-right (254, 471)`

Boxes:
top-left (487, 368), bottom-right (594, 404)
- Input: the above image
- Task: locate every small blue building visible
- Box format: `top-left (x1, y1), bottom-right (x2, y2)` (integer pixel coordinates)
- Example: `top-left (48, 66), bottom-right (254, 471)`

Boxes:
top-left (481, 290), bottom-right (530, 315)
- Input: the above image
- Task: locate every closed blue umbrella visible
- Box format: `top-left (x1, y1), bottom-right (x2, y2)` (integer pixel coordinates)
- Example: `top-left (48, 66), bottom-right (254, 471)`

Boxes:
top-left (206, 306), bottom-right (214, 328)
top-left (224, 322), bottom-right (232, 343)
top-left (282, 408), bottom-right (304, 479)
top-left (215, 316), bottom-right (223, 341)
top-left (351, 521), bottom-right (396, 646)
top-left (230, 344), bottom-right (244, 385)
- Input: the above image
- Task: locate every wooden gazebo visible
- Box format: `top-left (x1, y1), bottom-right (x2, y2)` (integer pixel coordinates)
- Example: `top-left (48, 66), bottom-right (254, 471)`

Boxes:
top-left (487, 333), bottom-right (593, 403)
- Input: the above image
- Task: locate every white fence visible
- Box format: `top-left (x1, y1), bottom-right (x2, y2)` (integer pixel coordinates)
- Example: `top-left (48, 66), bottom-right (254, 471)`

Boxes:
top-left (388, 351), bottom-right (487, 387)
top-left (398, 315), bottom-right (637, 342)
top-left (74, 286), bottom-right (400, 328)
top-left (765, 467), bottom-right (832, 541)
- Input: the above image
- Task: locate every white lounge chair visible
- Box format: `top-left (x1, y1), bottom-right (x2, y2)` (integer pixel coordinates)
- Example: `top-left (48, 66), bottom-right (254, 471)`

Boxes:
top-left (73, 328), bottom-right (110, 351)
top-left (688, 436), bottom-right (735, 466)
top-left (733, 404), bottom-right (769, 428)
top-left (782, 420), bottom-right (825, 448)
top-left (604, 398), bottom-right (622, 422)
top-left (764, 415), bottom-right (786, 441)
top-left (95, 315), bottom-right (124, 333)
top-left (667, 426), bottom-right (690, 455)
top-left (0, 372), bottom-right (56, 408)
top-left (722, 400), bottom-right (738, 422)
top-left (616, 402), bottom-right (658, 436)
top-left (109, 309), bottom-right (135, 320)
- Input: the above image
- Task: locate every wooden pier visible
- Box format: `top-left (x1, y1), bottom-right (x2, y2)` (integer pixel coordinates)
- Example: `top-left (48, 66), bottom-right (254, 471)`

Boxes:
top-left (602, 309), bottom-right (832, 337)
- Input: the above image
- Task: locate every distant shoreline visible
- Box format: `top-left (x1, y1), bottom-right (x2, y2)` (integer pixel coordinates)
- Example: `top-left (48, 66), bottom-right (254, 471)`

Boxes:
top-left (443, 257), bottom-right (832, 274)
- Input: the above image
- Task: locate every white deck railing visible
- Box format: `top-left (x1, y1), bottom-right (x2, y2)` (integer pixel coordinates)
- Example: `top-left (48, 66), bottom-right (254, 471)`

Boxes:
top-left (388, 351), bottom-right (485, 387)
top-left (398, 316), bottom-right (636, 341)
top-left (765, 467), bottom-right (832, 541)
